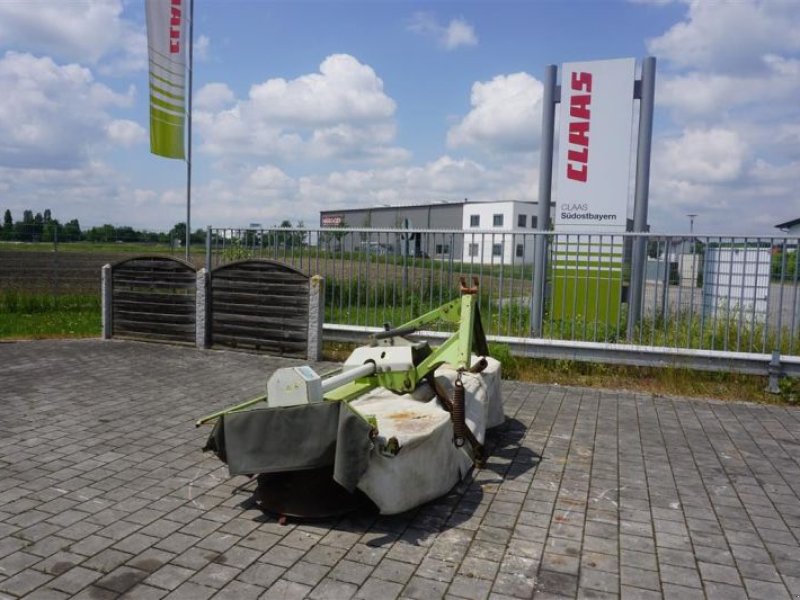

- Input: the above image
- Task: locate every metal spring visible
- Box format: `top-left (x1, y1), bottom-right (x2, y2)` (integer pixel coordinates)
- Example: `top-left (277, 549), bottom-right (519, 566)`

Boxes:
top-left (452, 376), bottom-right (466, 447)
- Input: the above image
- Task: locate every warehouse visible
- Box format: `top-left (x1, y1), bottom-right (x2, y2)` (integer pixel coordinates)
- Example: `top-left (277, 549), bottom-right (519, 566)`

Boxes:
top-left (319, 199), bottom-right (540, 264)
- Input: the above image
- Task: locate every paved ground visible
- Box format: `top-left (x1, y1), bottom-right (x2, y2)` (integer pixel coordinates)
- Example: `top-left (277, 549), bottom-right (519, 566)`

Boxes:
top-left (1, 340), bottom-right (799, 600)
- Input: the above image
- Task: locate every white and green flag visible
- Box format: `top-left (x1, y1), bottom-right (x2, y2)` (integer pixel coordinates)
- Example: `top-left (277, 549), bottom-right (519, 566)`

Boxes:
top-left (145, 0), bottom-right (188, 159)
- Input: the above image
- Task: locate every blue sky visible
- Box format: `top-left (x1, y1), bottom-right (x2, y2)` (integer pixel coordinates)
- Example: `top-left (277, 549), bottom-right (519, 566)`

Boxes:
top-left (0, 0), bottom-right (797, 234)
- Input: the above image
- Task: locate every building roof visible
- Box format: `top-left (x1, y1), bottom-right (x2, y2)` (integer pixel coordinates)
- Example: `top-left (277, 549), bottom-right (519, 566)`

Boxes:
top-left (775, 217), bottom-right (800, 231)
top-left (319, 199), bottom-right (537, 215)
top-left (321, 201), bottom-right (464, 215)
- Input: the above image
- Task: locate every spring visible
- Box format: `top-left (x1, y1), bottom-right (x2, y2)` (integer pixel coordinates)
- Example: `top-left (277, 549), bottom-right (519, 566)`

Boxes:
top-left (452, 376), bottom-right (466, 447)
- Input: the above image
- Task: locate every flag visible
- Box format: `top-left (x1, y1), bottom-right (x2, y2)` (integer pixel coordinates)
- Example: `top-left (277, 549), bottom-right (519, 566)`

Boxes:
top-left (145, 0), bottom-right (188, 159)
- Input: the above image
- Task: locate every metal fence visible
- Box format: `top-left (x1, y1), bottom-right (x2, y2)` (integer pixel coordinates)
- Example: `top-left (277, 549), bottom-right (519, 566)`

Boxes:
top-left (3, 224), bottom-right (797, 378)
top-left (208, 226), bottom-right (800, 378)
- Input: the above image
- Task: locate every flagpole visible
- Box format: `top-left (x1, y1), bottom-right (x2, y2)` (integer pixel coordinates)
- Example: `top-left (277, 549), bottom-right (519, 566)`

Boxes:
top-left (185, 0), bottom-right (194, 261)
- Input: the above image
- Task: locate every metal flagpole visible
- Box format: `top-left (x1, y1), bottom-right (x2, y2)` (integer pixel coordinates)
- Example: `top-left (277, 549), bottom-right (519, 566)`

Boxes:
top-left (185, 0), bottom-right (194, 261)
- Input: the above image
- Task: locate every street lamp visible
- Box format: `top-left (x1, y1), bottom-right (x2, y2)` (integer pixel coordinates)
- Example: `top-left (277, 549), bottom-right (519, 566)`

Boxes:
top-left (687, 214), bottom-right (697, 234)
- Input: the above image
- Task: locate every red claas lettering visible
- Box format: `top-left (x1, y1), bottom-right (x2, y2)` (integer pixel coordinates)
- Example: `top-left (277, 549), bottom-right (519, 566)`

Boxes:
top-left (566, 71), bottom-right (592, 183)
top-left (169, 0), bottom-right (182, 53)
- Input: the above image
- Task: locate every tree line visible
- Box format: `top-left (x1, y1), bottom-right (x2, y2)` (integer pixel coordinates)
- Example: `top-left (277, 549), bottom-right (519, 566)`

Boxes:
top-left (0, 208), bottom-right (302, 245)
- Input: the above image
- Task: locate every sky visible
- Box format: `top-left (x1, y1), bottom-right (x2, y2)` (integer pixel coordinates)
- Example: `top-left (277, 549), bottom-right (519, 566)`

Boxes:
top-left (0, 0), bottom-right (798, 235)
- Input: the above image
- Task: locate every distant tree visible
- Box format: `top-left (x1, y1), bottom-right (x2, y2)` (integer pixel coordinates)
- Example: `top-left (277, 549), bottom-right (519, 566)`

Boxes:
top-left (772, 248), bottom-right (797, 282)
top-left (32, 212), bottom-right (44, 241)
top-left (41, 219), bottom-right (62, 243)
top-left (15, 210), bottom-right (34, 241)
top-left (2, 209), bottom-right (11, 240)
top-left (169, 222), bottom-right (186, 247)
top-left (63, 219), bottom-right (81, 241)
top-left (191, 228), bottom-right (206, 244)
top-left (115, 226), bottom-right (139, 242)
top-left (43, 209), bottom-right (52, 223)
top-left (270, 220), bottom-right (289, 248)
top-left (292, 221), bottom-right (307, 247)
top-left (86, 224), bottom-right (116, 242)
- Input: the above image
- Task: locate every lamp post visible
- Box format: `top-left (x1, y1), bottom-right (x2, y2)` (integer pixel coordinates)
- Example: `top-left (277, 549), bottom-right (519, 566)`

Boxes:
top-left (687, 214), bottom-right (697, 234)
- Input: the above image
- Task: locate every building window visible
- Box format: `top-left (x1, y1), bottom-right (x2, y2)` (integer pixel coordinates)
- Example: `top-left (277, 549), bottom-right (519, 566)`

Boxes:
top-left (493, 214), bottom-right (504, 227)
top-left (469, 215), bottom-right (480, 227)
top-left (531, 216), bottom-right (538, 229)
top-left (492, 243), bottom-right (502, 257)
top-left (435, 244), bottom-right (450, 255)
top-left (516, 244), bottom-right (524, 257)
top-left (468, 243), bottom-right (479, 257)
top-left (517, 214), bottom-right (526, 228)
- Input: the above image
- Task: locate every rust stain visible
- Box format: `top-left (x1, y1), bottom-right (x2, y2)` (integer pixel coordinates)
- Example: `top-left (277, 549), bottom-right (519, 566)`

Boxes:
top-left (385, 410), bottom-right (436, 434)
top-left (387, 410), bottom-right (428, 420)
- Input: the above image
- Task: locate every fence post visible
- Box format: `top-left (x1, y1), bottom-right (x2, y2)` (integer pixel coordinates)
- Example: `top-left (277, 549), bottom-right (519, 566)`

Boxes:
top-left (205, 226), bottom-right (212, 272)
top-left (101, 264), bottom-right (112, 339)
top-left (308, 275), bottom-right (325, 361)
top-left (196, 268), bottom-right (209, 349)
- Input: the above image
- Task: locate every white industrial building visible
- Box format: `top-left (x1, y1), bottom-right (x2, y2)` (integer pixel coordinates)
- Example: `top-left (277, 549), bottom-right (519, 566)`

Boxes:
top-left (776, 217), bottom-right (800, 237)
top-left (320, 200), bottom-right (540, 264)
top-left (461, 200), bottom-right (539, 264)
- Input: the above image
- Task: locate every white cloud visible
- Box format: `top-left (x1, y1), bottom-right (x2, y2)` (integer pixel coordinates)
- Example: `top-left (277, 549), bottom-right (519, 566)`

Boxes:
top-left (0, 0), bottom-right (145, 72)
top-left (195, 83), bottom-right (235, 111)
top-left (180, 153), bottom-right (538, 229)
top-left (658, 128), bottom-right (747, 184)
top-left (408, 13), bottom-right (478, 50)
top-left (443, 18), bottom-right (479, 51)
top-left (0, 160), bottom-right (147, 228)
top-left (658, 55), bottom-right (800, 121)
top-left (106, 119), bottom-right (146, 146)
top-left (640, 0), bottom-right (800, 233)
top-left (245, 165), bottom-right (297, 193)
top-left (0, 51), bottom-right (134, 169)
top-left (647, 0), bottom-right (800, 74)
top-left (196, 54), bottom-right (405, 164)
top-left (447, 73), bottom-right (542, 153)
top-left (647, 128), bottom-right (774, 232)
top-left (195, 35), bottom-right (210, 61)
top-left (246, 54), bottom-right (395, 126)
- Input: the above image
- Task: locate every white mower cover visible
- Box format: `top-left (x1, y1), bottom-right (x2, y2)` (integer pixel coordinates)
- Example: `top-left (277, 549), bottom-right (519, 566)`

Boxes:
top-left (351, 356), bottom-right (503, 514)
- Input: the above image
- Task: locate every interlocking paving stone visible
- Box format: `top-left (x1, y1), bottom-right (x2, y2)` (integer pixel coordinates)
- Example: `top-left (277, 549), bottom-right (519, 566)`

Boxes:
top-left (0, 568), bottom-right (53, 596)
top-left (704, 581), bottom-right (749, 600)
top-left (1, 340), bottom-right (799, 599)
top-left (744, 577), bottom-right (793, 600)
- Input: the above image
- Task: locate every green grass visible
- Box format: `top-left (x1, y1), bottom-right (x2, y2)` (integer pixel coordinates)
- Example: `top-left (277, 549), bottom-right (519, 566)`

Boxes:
top-left (4, 286), bottom-right (799, 405)
top-left (0, 291), bottom-right (101, 339)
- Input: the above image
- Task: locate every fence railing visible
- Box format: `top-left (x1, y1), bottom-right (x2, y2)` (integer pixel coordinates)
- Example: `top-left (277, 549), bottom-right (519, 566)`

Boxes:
top-left (207, 227), bottom-right (800, 378)
top-left (3, 225), bottom-right (798, 377)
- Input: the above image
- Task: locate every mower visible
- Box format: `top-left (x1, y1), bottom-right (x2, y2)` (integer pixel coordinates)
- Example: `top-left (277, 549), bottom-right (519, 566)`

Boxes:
top-left (197, 277), bottom-right (504, 518)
